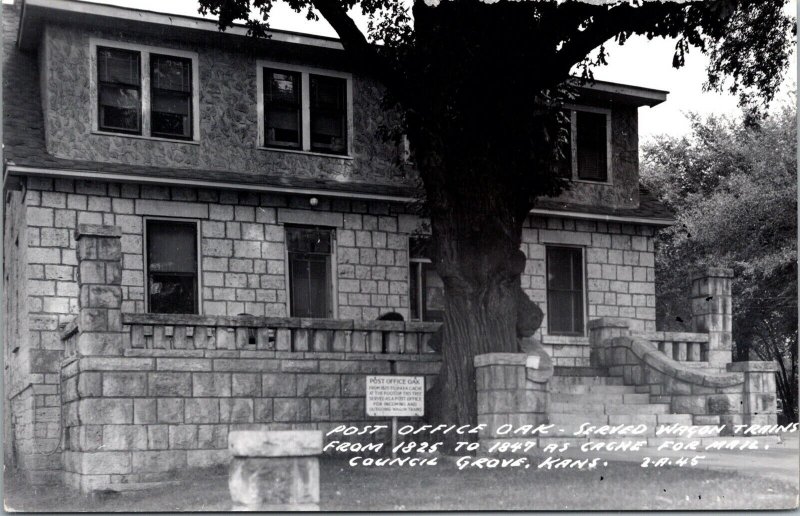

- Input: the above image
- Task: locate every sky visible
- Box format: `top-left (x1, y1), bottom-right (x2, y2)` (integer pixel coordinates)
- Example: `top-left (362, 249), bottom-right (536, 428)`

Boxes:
top-left (42, 0), bottom-right (800, 140)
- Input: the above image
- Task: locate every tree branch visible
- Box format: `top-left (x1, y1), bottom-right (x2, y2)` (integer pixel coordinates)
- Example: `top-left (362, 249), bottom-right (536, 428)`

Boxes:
top-left (311, 0), bottom-right (406, 96)
top-left (552, 1), bottom-right (701, 78)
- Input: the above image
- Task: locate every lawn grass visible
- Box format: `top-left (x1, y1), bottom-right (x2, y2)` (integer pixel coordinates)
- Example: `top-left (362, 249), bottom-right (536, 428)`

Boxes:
top-left (4, 458), bottom-right (797, 512)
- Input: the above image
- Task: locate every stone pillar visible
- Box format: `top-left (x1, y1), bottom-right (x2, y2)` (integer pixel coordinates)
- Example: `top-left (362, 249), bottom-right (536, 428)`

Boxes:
top-left (74, 224), bottom-right (124, 356)
top-left (475, 353), bottom-right (549, 445)
top-left (587, 318), bottom-right (631, 367)
top-left (727, 361), bottom-right (780, 426)
top-left (691, 268), bottom-right (733, 371)
top-left (229, 430), bottom-right (322, 511)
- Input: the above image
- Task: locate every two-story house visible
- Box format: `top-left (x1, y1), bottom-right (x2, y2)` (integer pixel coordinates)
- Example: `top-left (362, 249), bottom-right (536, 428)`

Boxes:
top-left (10, 0), bottom-right (758, 493)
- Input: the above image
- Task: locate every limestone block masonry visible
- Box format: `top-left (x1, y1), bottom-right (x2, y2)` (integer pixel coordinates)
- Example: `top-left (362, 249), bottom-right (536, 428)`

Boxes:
top-left (228, 430), bottom-right (322, 511)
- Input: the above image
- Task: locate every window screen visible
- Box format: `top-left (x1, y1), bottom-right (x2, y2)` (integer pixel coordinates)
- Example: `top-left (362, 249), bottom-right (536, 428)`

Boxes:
top-left (287, 226), bottom-right (333, 318)
top-left (264, 69), bottom-right (302, 149)
top-left (147, 220), bottom-right (198, 314)
top-left (97, 47), bottom-right (141, 134)
top-left (151, 54), bottom-right (193, 139)
top-left (309, 74), bottom-right (347, 154)
top-left (546, 246), bottom-right (584, 335)
top-left (576, 111), bottom-right (608, 182)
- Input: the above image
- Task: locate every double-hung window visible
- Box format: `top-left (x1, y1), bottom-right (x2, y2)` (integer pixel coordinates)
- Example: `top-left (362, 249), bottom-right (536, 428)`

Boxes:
top-left (146, 220), bottom-right (199, 314)
top-left (558, 107), bottom-right (611, 182)
top-left (409, 238), bottom-right (445, 322)
top-left (546, 246), bottom-right (585, 335)
top-left (259, 62), bottom-right (352, 156)
top-left (92, 40), bottom-right (199, 141)
top-left (286, 226), bottom-right (334, 318)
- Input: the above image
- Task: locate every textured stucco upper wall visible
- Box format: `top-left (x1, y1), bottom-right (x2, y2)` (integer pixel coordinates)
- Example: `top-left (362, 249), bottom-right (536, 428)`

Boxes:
top-left (40, 23), bottom-right (408, 187)
top-left (32, 16), bottom-right (643, 210)
top-left (549, 104), bottom-right (640, 209)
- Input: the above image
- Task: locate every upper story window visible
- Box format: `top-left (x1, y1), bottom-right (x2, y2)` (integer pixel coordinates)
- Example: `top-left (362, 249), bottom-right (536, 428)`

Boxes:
top-left (258, 61), bottom-right (353, 157)
top-left (558, 106), bottom-right (612, 183)
top-left (91, 39), bottom-right (200, 142)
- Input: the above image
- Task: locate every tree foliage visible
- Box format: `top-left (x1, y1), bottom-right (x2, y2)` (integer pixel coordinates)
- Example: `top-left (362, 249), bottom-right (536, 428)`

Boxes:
top-left (198, 0), bottom-right (796, 428)
top-left (642, 102), bottom-right (797, 420)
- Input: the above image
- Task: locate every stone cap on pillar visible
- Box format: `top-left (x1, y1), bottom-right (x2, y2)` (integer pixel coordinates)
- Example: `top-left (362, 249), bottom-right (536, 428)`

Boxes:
top-left (229, 430), bottom-right (322, 457)
top-left (587, 318), bottom-right (631, 330)
top-left (691, 267), bottom-right (734, 281)
top-left (75, 224), bottom-right (122, 240)
top-left (726, 361), bottom-right (780, 373)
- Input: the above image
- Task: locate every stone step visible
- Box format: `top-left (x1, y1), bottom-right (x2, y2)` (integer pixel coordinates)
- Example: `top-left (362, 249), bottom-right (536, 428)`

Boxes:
top-left (550, 402), bottom-right (671, 415)
top-left (548, 384), bottom-right (636, 395)
top-left (549, 376), bottom-right (624, 387)
top-left (553, 366), bottom-right (610, 377)
top-left (551, 393), bottom-right (650, 404)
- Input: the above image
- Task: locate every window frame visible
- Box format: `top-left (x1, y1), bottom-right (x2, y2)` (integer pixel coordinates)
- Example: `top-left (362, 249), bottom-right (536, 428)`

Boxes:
top-left (563, 104), bottom-right (613, 184)
top-left (408, 236), bottom-right (444, 323)
top-left (283, 225), bottom-right (338, 319)
top-left (545, 245), bottom-right (587, 337)
top-left (257, 60), bottom-right (354, 159)
top-left (143, 217), bottom-right (203, 315)
top-left (90, 38), bottom-right (200, 144)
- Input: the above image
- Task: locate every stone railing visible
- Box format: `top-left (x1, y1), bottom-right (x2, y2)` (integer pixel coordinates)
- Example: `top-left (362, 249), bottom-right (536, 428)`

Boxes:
top-left (590, 318), bottom-right (779, 428)
top-left (122, 314), bottom-right (440, 355)
top-left (638, 331), bottom-right (710, 365)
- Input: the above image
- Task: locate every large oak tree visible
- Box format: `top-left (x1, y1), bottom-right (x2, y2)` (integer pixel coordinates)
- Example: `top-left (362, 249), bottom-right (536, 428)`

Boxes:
top-left (199, 0), bottom-right (795, 429)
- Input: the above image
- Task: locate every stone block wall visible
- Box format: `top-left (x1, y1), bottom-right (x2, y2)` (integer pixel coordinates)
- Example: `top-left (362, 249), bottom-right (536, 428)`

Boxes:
top-left (475, 353), bottom-right (550, 442)
top-left (60, 350), bottom-right (440, 493)
top-left (522, 216), bottom-right (657, 367)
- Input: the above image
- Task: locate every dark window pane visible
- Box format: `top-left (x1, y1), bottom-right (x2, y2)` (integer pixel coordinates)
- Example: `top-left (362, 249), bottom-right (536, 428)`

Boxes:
top-left (286, 226), bottom-right (331, 254)
top-left (98, 47), bottom-right (140, 85)
top-left (97, 47), bottom-right (141, 134)
top-left (149, 274), bottom-right (196, 314)
top-left (310, 75), bottom-right (347, 154)
top-left (151, 55), bottom-right (192, 92)
top-left (99, 85), bottom-right (141, 132)
top-left (287, 226), bottom-right (332, 318)
top-left (547, 246), bottom-right (584, 335)
top-left (146, 220), bottom-right (197, 314)
top-left (410, 262), bottom-right (420, 320)
top-left (264, 69), bottom-right (301, 148)
top-left (576, 111), bottom-right (608, 181)
top-left (151, 55), bottom-right (192, 139)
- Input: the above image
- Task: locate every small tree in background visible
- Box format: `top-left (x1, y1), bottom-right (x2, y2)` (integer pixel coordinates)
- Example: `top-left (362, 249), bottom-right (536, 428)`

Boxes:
top-left (199, 0), bottom-right (795, 428)
top-left (642, 102), bottom-right (797, 421)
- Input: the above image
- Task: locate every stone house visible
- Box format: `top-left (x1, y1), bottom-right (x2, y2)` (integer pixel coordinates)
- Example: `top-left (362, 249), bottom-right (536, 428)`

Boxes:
top-left (3, 0), bottom-right (779, 494)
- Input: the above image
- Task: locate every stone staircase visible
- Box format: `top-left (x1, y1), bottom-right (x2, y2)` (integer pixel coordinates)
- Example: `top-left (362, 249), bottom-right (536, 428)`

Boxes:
top-left (547, 367), bottom-right (690, 440)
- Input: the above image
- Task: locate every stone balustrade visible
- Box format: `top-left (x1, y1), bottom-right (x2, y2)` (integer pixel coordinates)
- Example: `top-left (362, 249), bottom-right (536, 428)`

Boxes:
top-left (589, 318), bottom-right (779, 428)
top-left (122, 313), bottom-right (440, 355)
top-left (638, 331), bottom-right (710, 365)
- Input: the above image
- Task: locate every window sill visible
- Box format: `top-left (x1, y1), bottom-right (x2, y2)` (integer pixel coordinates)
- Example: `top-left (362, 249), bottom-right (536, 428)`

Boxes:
top-left (257, 146), bottom-right (354, 160)
top-left (92, 130), bottom-right (200, 145)
top-left (571, 178), bottom-right (612, 185)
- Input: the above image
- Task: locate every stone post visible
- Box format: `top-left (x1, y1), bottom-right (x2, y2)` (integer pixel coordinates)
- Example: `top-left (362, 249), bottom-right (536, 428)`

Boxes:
top-left (727, 361), bottom-right (780, 426)
top-left (229, 430), bottom-right (322, 511)
top-left (475, 353), bottom-right (549, 446)
top-left (587, 318), bottom-right (631, 368)
top-left (691, 268), bottom-right (733, 371)
top-left (74, 224), bottom-right (124, 356)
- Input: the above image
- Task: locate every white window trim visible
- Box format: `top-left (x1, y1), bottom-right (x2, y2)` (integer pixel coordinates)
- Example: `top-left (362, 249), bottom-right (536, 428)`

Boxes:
top-left (283, 225), bottom-right (339, 319)
top-left (564, 104), bottom-right (613, 185)
top-left (142, 217), bottom-right (203, 315)
top-left (257, 60), bottom-right (354, 159)
top-left (543, 244), bottom-right (588, 337)
top-left (89, 38), bottom-right (201, 144)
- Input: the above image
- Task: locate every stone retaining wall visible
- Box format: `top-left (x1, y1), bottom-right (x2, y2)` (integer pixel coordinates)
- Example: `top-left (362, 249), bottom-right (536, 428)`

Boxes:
top-left (60, 350), bottom-right (439, 492)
